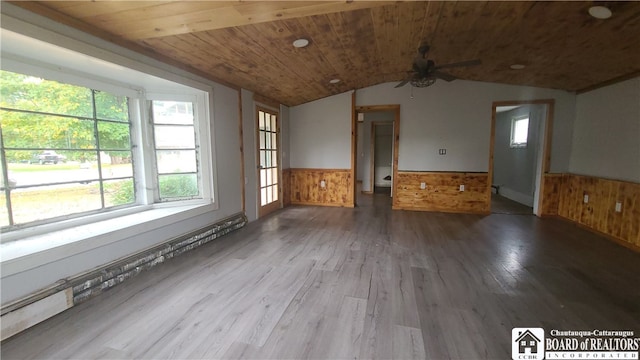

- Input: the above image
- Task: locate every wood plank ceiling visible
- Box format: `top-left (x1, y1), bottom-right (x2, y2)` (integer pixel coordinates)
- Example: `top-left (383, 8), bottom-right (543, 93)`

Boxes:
top-left (9, 1), bottom-right (640, 106)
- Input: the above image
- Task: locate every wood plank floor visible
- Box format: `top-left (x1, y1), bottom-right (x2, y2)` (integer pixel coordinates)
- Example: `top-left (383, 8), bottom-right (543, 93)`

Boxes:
top-left (2, 193), bottom-right (639, 359)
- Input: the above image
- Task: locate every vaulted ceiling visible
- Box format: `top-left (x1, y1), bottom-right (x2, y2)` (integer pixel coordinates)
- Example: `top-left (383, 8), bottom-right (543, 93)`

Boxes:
top-left (10, 1), bottom-right (640, 106)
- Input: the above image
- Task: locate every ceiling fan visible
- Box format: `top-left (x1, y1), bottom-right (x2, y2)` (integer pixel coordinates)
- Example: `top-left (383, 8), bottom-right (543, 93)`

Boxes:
top-left (395, 45), bottom-right (481, 88)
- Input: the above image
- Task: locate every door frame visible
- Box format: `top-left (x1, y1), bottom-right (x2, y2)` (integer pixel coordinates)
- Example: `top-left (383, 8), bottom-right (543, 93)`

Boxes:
top-left (489, 99), bottom-right (555, 216)
top-left (354, 105), bottom-right (400, 204)
top-left (255, 106), bottom-right (281, 218)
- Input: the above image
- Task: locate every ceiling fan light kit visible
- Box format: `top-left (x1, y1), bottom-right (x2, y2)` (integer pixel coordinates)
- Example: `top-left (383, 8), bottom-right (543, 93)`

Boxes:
top-left (410, 77), bottom-right (437, 88)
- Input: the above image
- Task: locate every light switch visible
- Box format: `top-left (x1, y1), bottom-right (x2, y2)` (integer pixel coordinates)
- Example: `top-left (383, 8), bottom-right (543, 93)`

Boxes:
top-left (420, 182), bottom-right (426, 190)
top-left (320, 180), bottom-right (326, 188)
top-left (459, 185), bottom-right (465, 192)
top-left (583, 194), bottom-right (589, 204)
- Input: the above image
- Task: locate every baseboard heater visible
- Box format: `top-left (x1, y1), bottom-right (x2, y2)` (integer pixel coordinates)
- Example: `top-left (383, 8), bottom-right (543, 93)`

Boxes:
top-left (1, 212), bottom-right (247, 341)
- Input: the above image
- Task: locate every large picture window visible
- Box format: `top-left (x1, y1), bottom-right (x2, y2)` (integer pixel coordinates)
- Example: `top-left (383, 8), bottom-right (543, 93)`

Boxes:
top-left (0, 70), bottom-right (134, 227)
top-left (0, 66), bottom-right (210, 234)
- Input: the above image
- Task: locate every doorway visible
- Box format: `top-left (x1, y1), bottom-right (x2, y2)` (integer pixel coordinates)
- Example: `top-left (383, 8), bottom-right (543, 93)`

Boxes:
top-left (489, 100), bottom-right (554, 216)
top-left (354, 105), bottom-right (400, 207)
top-left (256, 107), bottom-right (280, 217)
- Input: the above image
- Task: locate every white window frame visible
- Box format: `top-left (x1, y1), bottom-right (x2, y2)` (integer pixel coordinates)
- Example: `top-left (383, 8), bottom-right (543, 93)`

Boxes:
top-left (0, 43), bottom-right (216, 243)
top-left (510, 115), bottom-right (529, 148)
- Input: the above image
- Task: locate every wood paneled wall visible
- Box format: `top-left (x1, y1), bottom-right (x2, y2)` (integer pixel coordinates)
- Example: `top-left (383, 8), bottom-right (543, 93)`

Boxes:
top-left (393, 171), bottom-right (490, 213)
top-left (281, 169), bottom-right (291, 207)
top-left (540, 173), bottom-right (564, 216)
top-left (542, 173), bottom-right (639, 250)
top-left (288, 168), bottom-right (354, 207)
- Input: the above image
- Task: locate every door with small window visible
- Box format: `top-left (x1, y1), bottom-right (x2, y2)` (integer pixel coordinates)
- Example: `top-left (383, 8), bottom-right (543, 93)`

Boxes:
top-left (256, 107), bottom-right (280, 217)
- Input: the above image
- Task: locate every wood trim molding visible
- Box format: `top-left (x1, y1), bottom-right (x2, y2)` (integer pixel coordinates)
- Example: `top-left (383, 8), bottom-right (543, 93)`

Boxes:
top-left (355, 104), bottom-right (400, 205)
top-left (238, 90), bottom-right (245, 213)
top-left (350, 91), bottom-right (357, 207)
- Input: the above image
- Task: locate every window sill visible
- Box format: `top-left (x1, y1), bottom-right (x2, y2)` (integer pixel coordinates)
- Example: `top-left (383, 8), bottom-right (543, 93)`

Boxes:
top-left (0, 202), bottom-right (216, 278)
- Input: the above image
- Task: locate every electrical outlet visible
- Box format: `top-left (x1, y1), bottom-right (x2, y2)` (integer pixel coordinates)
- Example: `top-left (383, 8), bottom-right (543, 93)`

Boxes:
top-left (438, 149), bottom-right (446, 155)
top-left (459, 185), bottom-right (465, 192)
top-left (583, 194), bottom-right (589, 203)
top-left (420, 182), bottom-right (426, 190)
top-left (615, 201), bottom-right (622, 213)
top-left (320, 180), bottom-right (326, 188)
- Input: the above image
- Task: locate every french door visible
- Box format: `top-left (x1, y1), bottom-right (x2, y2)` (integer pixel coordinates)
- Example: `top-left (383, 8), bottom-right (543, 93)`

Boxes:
top-left (256, 107), bottom-right (280, 217)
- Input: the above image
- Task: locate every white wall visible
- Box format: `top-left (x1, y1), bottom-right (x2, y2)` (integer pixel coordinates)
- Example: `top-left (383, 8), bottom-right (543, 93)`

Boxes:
top-left (494, 105), bottom-right (544, 206)
top-left (1, 5), bottom-right (243, 304)
top-left (241, 89), bottom-right (259, 222)
top-left (356, 80), bottom-right (576, 173)
top-left (570, 77), bottom-right (640, 182)
top-left (289, 92), bottom-right (352, 169)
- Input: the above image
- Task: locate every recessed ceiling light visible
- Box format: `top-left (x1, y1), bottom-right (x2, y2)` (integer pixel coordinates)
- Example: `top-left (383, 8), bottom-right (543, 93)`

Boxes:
top-left (292, 38), bottom-right (309, 48)
top-left (588, 5), bottom-right (612, 19)
top-left (510, 64), bottom-right (526, 70)
top-left (329, 79), bottom-right (341, 84)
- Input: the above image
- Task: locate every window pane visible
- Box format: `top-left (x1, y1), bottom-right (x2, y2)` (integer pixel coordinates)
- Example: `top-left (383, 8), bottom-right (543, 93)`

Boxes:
top-left (259, 132), bottom-right (265, 150)
top-left (98, 122), bottom-right (130, 150)
top-left (260, 169), bottom-right (267, 187)
top-left (0, 70), bottom-right (92, 118)
top-left (267, 185), bottom-right (272, 203)
top-left (265, 132), bottom-right (271, 149)
top-left (104, 178), bottom-right (135, 207)
top-left (8, 153), bottom-right (98, 186)
top-left (267, 167), bottom-right (272, 186)
top-left (265, 150), bottom-right (271, 168)
top-left (512, 117), bottom-right (529, 145)
top-left (152, 101), bottom-right (194, 125)
top-left (264, 114), bottom-right (271, 131)
top-left (154, 125), bottom-right (195, 149)
top-left (260, 151), bottom-right (266, 168)
top-left (0, 192), bottom-right (8, 227)
top-left (0, 110), bottom-right (95, 150)
top-left (101, 151), bottom-right (133, 179)
top-left (261, 187), bottom-right (267, 206)
top-left (271, 133), bottom-right (277, 150)
top-left (272, 168), bottom-right (278, 185)
top-left (159, 174), bottom-right (198, 199)
top-left (10, 184), bottom-right (102, 225)
top-left (271, 115), bottom-right (276, 134)
top-left (272, 185), bottom-right (278, 202)
top-left (271, 150), bottom-right (278, 167)
top-left (259, 112), bottom-right (265, 130)
top-left (95, 91), bottom-right (129, 122)
top-left (156, 150), bottom-right (197, 174)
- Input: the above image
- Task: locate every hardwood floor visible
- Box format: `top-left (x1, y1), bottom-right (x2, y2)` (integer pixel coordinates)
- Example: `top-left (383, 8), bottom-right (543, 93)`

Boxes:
top-left (2, 193), bottom-right (639, 359)
top-left (491, 194), bottom-right (533, 214)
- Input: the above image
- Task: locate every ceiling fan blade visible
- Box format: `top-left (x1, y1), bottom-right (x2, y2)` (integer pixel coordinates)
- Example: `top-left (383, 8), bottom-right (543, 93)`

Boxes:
top-left (395, 77), bottom-right (412, 88)
top-left (433, 70), bottom-right (457, 82)
top-left (435, 59), bottom-right (481, 70)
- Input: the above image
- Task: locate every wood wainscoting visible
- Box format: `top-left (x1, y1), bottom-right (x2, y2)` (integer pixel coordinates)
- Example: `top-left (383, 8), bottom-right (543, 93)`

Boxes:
top-left (393, 171), bottom-right (490, 213)
top-left (281, 168), bottom-right (291, 207)
top-left (289, 168), bottom-right (354, 207)
top-left (541, 173), bottom-right (640, 250)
